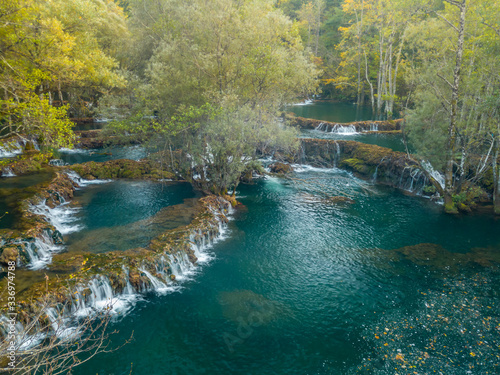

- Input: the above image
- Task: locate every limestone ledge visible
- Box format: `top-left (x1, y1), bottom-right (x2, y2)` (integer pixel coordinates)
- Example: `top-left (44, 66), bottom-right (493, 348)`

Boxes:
top-left (289, 115), bottom-right (404, 132)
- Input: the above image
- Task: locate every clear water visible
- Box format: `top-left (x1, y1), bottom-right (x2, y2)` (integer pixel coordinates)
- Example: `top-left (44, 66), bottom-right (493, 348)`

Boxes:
top-left (64, 181), bottom-right (198, 253)
top-left (72, 169), bottom-right (500, 374)
top-left (287, 101), bottom-right (376, 122)
top-left (57, 146), bottom-right (147, 165)
top-left (300, 129), bottom-right (408, 153)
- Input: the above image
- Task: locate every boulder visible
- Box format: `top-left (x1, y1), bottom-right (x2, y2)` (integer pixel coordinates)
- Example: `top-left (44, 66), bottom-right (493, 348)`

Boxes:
top-left (0, 246), bottom-right (19, 265)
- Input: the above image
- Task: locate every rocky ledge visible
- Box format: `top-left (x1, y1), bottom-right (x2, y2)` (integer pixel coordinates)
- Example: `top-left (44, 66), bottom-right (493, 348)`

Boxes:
top-left (296, 139), bottom-right (490, 211)
top-left (289, 115), bottom-right (404, 132)
top-left (0, 168), bottom-right (231, 339)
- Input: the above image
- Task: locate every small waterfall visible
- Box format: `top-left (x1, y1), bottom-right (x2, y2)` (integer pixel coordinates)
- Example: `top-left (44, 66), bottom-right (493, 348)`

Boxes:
top-left (167, 253), bottom-right (194, 280)
top-left (71, 275), bottom-right (124, 316)
top-left (65, 170), bottom-right (111, 187)
top-left (333, 141), bottom-right (341, 168)
top-left (315, 122), bottom-right (327, 132)
top-left (369, 123), bottom-right (379, 132)
top-left (138, 267), bottom-right (170, 294)
top-left (49, 159), bottom-right (66, 167)
top-left (12, 231), bottom-right (63, 270)
top-left (420, 160), bottom-right (445, 191)
top-left (122, 265), bottom-right (136, 295)
top-left (331, 124), bottom-right (357, 135)
top-left (30, 200), bottom-right (82, 235)
top-left (398, 166), bottom-right (427, 195)
top-left (0, 141), bottom-right (23, 158)
top-left (45, 307), bottom-right (77, 340)
top-left (292, 99), bottom-right (313, 106)
top-left (372, 157), bottom-right (387, 182)
top-left (1, 167), bottom-right (16, 177)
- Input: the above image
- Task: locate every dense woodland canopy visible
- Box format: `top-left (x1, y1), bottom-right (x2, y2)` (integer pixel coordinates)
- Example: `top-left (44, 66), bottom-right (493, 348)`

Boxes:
top-left (1, 0), bottom-right (500, 212)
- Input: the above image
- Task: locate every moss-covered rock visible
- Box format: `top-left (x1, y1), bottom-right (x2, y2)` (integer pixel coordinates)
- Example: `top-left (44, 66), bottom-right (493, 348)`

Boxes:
top-left (1, 151), bottom-right (53, 176)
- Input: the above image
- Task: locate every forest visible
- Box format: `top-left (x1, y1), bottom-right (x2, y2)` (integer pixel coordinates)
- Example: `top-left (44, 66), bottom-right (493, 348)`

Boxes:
top-left (1, 0), bottom-right (500, 374)
top-left (1, 0), bottom-right (499, 212)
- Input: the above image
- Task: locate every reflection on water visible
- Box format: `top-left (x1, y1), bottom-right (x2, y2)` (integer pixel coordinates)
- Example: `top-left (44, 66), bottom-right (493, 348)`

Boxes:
top-left (287, 101), bottom-right (376, 122)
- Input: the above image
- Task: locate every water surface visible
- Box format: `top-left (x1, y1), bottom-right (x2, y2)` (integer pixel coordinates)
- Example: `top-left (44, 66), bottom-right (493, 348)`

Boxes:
top-left (73, 168), bottom-right (500, 374)
top-left (288, 101), bottom-right (375, 122)
top-left (65, 181), bottom-right (198, 253)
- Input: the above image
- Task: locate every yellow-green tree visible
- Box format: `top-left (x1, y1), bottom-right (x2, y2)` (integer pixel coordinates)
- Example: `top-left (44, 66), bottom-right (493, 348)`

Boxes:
top-left (0, 0), bottom-right (127, 148)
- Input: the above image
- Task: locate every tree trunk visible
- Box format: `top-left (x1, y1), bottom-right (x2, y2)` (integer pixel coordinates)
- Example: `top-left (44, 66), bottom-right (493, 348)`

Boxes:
top-left (443, 0), bottom-right (467, 214)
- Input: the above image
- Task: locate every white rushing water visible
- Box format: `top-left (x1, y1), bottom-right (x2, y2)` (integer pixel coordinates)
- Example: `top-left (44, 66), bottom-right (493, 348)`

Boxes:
top-left (420, 160), bottom-right (445, 191)
top-left (1, 167), bottom-right (16, 177)
top-left (65, 170), bottom-right (112, 187)
top-left (331, 124), bottom-right (358, 135)
top-left (0, 141), bottom-right (23, 158)
top-left (21, 170), bottom-right (112, 269)
top-left (291, 99), bottom-right (314, 106)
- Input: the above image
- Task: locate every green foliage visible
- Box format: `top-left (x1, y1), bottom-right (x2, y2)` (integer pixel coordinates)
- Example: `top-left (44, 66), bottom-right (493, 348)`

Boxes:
top-left (0, 0), bottom-right (127, 147)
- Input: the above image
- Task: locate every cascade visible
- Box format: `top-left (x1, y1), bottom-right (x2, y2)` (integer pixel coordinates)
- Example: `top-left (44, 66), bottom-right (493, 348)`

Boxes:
top-left (420, 160), bottom-right (445, 191)
top-left (138, 267), bottom-right (169, 293)
top-left (49, 159), bottom-right (66, 167)
top-left (372, 157), bottom-right (387, 182)
top-left (315, 122), bottom-right (326, 132)
top-left (1, 167), bottom-right (16, 177)
top-left (30, 200), bottom-right (82, 235)
top-left (333, 141), bottom-right (341, 168)
top-left (369, 123), bottom-right (379, 132)
top-left (65, 170), bottom-right (111, 187)
top-left (331, 124), bottom-right (357, 135)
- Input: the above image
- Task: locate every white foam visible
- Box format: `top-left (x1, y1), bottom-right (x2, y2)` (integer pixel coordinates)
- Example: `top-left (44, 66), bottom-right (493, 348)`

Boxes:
top-left (65, 170), bottom-right (112, 187)
top-left (291, 99), bottom-right (314, 106)
top-left (1, 167), bottom-right (16, 177)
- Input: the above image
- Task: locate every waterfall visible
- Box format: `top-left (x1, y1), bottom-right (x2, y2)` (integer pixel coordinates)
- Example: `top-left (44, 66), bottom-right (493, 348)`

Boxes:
top-left (333, 141), bottom-right (341, 168)
top-left (65, 170), bottom-right (111, 187)
top-left (138, 267), bottom-right (171, 294)
top-left (12, 231), bottom-right (63, 270)
top-left (1, 167), bottom-right (16, 177)
top-left (0, 141), bottom-right (23, 158)
top-left (45, 307), bottom-right (78, 341)
top-left (398, 166), bottom-right (427, 195)
top-left (372, 157), bottom-right (387, 182)
top-left (71, 275), bottom-right (138, 316)
top-left (292, 99), bottom-right (313, 106)
top-left (331, 124), bottom-right (357, 135)
top-left (49, 159), bottom-right (66, 167)
top-left (315, 122), bottom-right (326, 132)
top-left (30, 200), bottom-right (82, 235)
top-left (420, 160), bottom-right (445, 191)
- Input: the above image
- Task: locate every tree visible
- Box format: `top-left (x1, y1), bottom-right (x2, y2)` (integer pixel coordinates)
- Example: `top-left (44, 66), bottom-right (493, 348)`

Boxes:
top-left (405, 0), bottom-right (500, 213)
top-left (0, 0), bottom-right (128, 148)
top-left (104, 0), bottom-right (319, 195)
